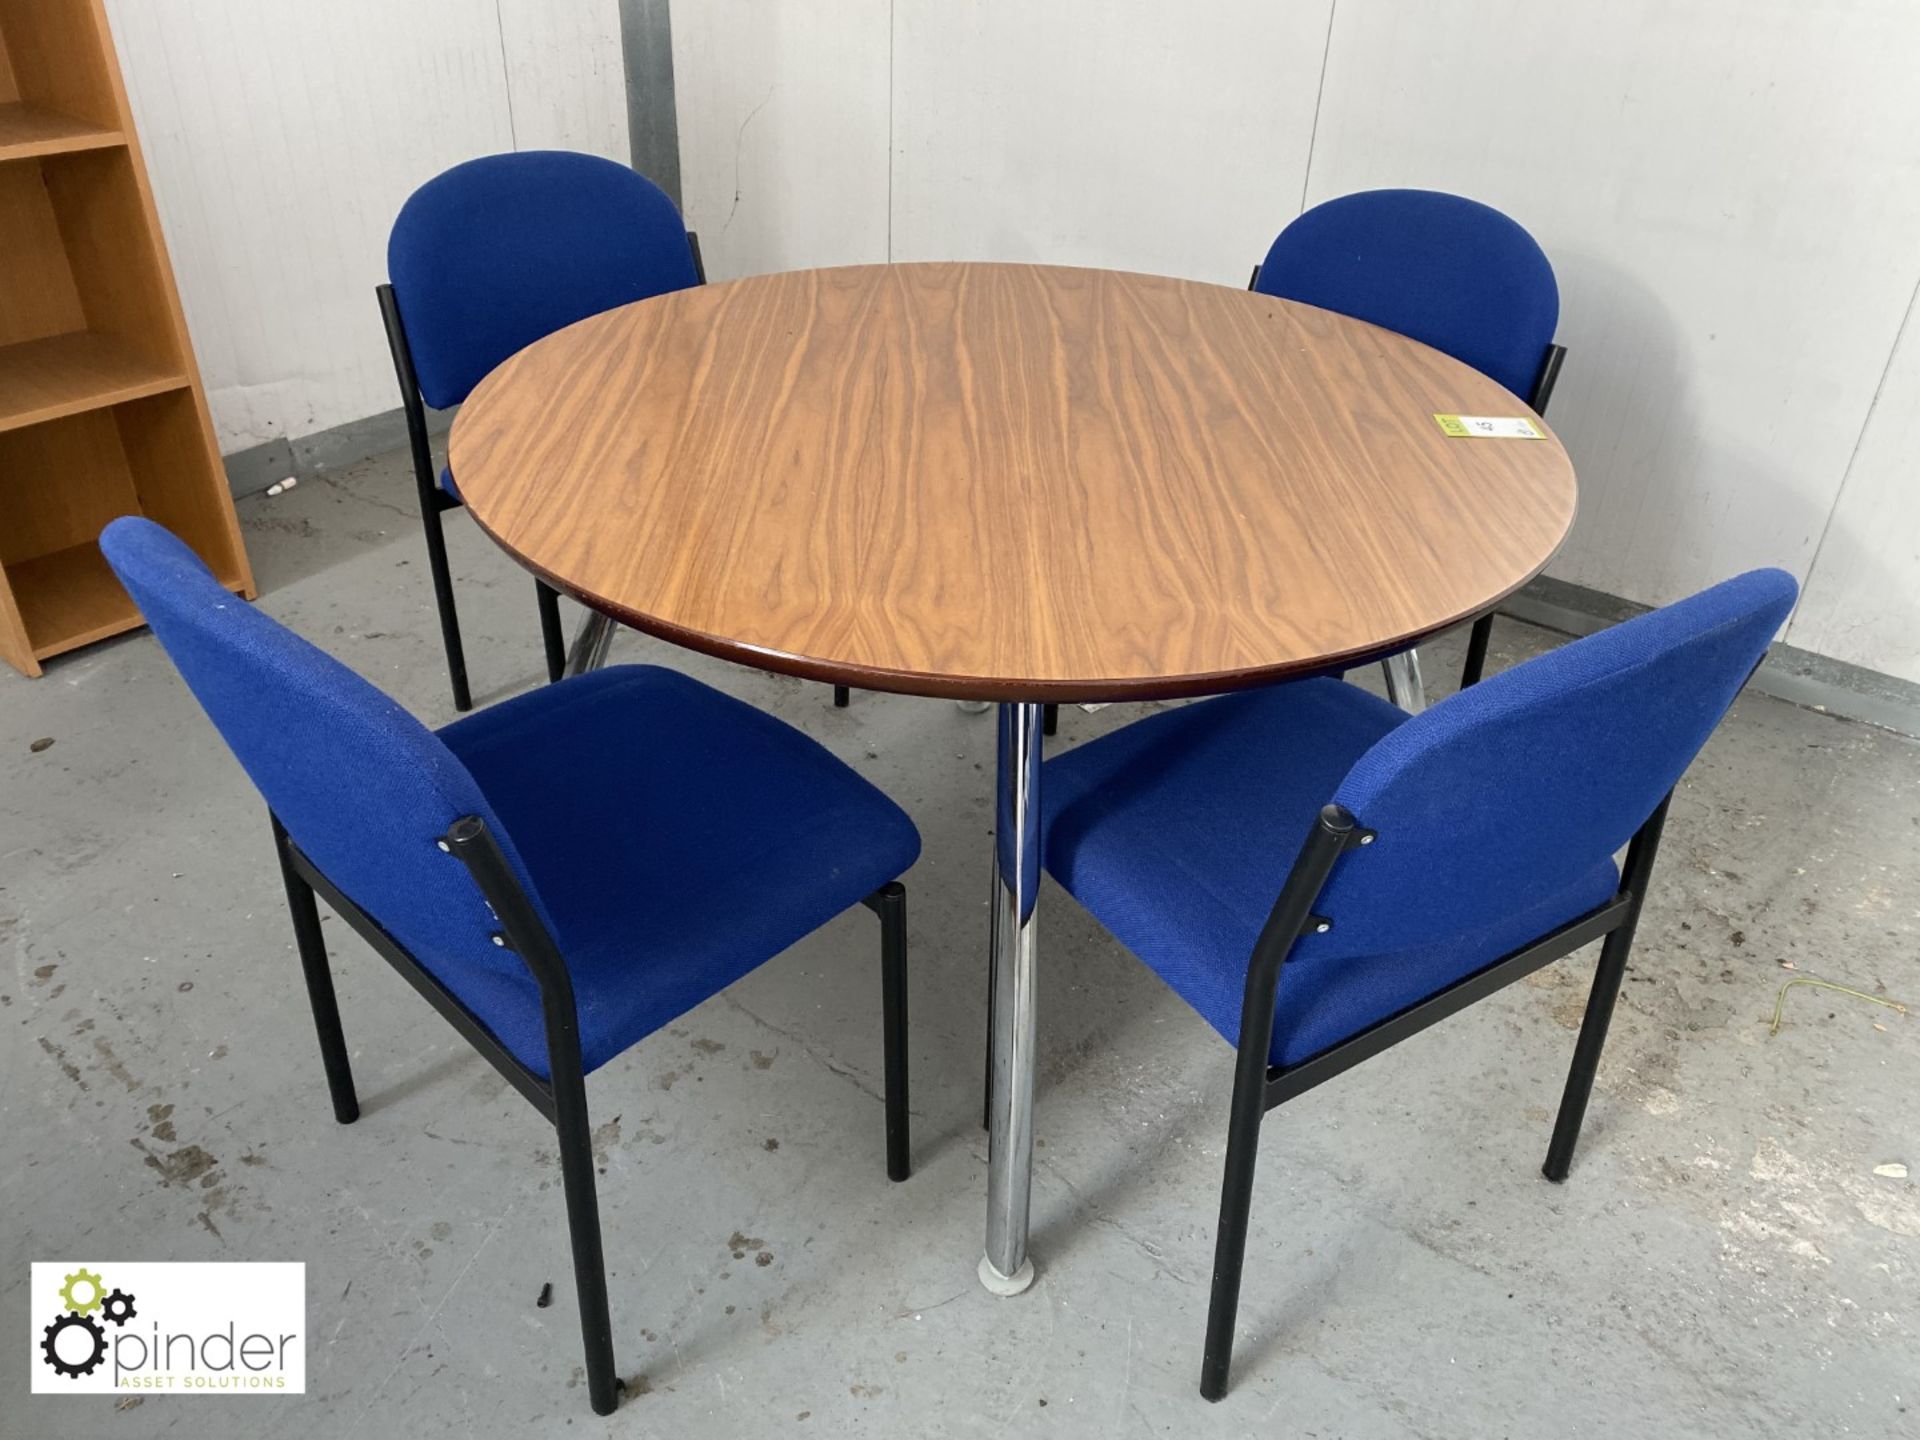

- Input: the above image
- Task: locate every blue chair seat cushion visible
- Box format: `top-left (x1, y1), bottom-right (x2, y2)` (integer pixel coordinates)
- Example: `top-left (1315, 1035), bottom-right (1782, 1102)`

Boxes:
top-left (437, 666), bottom-right (920, 1076)
top-left (1042, 681), bottom-right (1618, 1067)
top-left (439, 464), bottom-right (460, 502)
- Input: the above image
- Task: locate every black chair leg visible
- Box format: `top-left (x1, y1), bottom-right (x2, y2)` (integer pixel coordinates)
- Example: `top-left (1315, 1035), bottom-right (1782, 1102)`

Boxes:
top-left (1460, 613), bottom-right (1495, 689)
top-left (551, 1058), bottom-right (620, 1415)
top-left (833, 685), bottom-right (851, 708)
top-left (421, 504), bottom-right (473, 711)
top-left (448, 814), bottom-right (620, 1414)
top-left (1543, 795), bottom-right (1671, 1182)
top-left (1200, 1053), bottom-right (1269, 1400)
top-left (536, 580), bottom-right (567, 684)
top-left (271, 817), bottom-right (358, 1125)
top-left (866, 882), bottom-right (911, 1181)
top-left (1042, 704), bottom-right (1059, 737)
top-left (1542, 926), bottom-right (1634, 1182)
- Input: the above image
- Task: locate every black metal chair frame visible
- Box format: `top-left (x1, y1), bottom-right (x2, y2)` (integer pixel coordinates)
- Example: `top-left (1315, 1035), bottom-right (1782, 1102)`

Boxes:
top-left (374, 232), bottom-right (710, 712)
top-left (1198, 790), bottom-right (1670, 1400)
top-left (271, 806), bottom-right (909, 1416)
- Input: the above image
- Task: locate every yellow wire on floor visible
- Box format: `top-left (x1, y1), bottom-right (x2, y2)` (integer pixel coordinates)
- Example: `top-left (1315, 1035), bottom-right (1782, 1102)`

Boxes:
top-left (1768, 975), bottom-right (1909, 1036)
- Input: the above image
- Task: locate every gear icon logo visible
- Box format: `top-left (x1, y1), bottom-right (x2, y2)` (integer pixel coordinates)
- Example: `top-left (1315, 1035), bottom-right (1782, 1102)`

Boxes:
top-left (41, 1312), bottom-right (107, 1379)
top-left (39, 1267), bottom-right (137, 1381)
top-left (57, 1267), bottom-right (105, 1316)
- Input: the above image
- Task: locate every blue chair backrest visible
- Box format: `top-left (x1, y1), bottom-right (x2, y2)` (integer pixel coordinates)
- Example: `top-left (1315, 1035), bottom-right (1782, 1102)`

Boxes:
top-left (1255, 189), bottom-right (1558, 401)
top-left (99, 518), bottom-right (552, 1017)
top-left (1307, 569), bottom-right (1797, 959)
top-left (387, 149), bottom-right (700, 410)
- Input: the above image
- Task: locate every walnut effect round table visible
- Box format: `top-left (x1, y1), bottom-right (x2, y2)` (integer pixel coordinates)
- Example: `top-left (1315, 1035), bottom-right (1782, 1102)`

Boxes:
top-left (448, 262), bottom-right (1578, 1296)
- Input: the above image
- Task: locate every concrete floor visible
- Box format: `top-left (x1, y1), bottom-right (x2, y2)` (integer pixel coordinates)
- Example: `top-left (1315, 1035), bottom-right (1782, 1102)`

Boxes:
top-left (3, 444), bottom-right (1917, 1439)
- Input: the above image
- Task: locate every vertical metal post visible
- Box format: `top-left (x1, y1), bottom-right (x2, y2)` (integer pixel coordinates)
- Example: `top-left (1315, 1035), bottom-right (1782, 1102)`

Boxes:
top-left (981, 701), bottom-right (1043, 1295)
top-left (564, 610), bottom-right (618, 677)
top-left (982, 843), bottom-right (1000, 1132)
top-left (618, 0), bottom-right (682, 206)
top-left (1381, 648), bottom-right (1427, 713)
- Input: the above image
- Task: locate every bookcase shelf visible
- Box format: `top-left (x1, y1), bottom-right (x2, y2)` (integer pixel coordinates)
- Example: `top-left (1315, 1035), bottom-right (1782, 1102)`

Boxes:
top-left (0, 330), bottom-right (187, 431)
top-left (0, 0), bottom-right (251, 678)
top-left (11, 541), bottom-right (139, 655)
top-left (0, 99), bottom-right (120, 160)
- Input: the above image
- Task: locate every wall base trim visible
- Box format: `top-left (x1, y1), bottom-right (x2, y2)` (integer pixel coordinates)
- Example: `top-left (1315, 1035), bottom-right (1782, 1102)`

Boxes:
top-left (224, 405), bottom-right (453, 499)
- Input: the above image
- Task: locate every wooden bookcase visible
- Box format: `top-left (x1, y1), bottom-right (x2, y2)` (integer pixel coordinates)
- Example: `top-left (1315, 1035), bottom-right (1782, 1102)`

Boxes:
top-left (0, 0), bottom-right (252, 677)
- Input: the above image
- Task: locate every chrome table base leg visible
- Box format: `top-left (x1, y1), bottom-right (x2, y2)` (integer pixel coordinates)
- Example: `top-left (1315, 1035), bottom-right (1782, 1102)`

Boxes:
top-left (564, 609), bottom-right (617, 678)
top-left (1381, 647), bottom-right (1427, 714)
top-left (981, 700), bottom-right (1042, 1295)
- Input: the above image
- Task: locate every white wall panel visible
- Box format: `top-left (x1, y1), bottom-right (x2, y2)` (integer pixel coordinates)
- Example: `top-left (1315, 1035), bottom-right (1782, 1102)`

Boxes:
top-left (670, 1), bottom-right (892, 280)
top-left (889, 0), bottom-right (1332, 280)
top-left (1789, 293), bottom-right (1920, 681)
top-left (497, 0), bottom-right (631, 160)
top-left (107, 1), bottom-right (627, 454)
top-left (105, 0), bottom-right (1920, 680)
top-left (1302, 1), bottom-right (1920, 622)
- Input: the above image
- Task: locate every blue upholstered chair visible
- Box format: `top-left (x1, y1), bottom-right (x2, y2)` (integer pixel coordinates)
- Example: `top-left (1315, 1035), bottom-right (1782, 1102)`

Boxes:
top-left (1253, 188), bottom-right (1565, 703)
top-left (379, 150), bottom-right (704, 711)
top-left (100, 517), bottom-right (920, 1416)
top-left (1041, 569), bottom-right (1795, 1399)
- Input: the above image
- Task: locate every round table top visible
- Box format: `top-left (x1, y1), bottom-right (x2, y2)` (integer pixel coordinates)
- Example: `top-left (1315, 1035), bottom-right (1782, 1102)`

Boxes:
top-left (449, 262), bottom-right (1577, 702)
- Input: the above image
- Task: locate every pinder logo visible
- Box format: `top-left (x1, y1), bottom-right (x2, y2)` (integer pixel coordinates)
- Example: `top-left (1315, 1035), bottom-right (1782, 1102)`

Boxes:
top-left (30, 1262), bottom-right (305, 1395)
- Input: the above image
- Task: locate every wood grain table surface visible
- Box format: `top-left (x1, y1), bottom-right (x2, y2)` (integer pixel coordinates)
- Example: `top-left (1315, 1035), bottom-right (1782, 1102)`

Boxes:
top-left (449, 262), bottom-right (1578, 702)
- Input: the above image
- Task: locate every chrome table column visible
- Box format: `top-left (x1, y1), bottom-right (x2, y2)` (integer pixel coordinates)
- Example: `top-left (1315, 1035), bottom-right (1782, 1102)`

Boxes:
top-left (1381, 648), bottom-right (1427, 713)
top-left (563, 609), bottom-right (618, 677)
top-left (981, 701), bottom-right (1043, 1295)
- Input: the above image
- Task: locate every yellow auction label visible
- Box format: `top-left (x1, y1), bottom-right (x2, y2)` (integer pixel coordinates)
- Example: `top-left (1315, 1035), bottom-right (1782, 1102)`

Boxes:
top-left (1434, 414), bottom-right (1544, 439)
